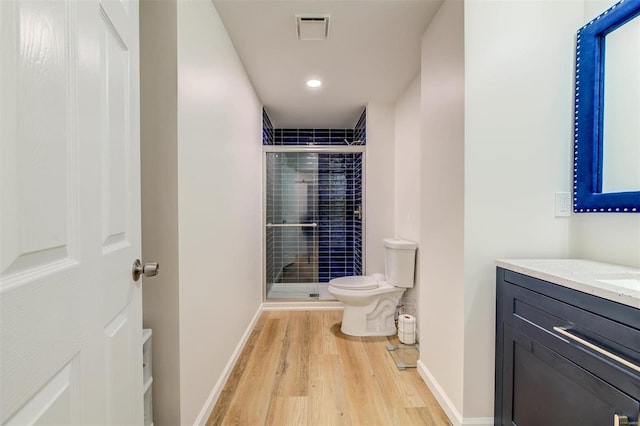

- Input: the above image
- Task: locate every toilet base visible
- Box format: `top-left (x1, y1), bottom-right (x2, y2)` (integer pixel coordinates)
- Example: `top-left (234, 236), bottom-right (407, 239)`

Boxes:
top-left (338, 289), bottom-right (404, 337)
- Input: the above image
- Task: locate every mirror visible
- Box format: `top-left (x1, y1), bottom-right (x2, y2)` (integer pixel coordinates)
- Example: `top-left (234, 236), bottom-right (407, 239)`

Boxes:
top-left (602, 16), bottom-right (640, 193)
top-left (574, 0), bottom-right (640, 212)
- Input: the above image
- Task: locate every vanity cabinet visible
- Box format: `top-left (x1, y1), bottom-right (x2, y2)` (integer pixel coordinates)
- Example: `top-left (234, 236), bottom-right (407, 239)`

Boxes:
top-left (495, 268), bottom-right (640, 426)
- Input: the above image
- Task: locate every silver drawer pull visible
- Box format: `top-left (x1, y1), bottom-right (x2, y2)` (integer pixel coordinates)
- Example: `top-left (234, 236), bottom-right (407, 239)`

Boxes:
top-left (553, 327), bottom-right (640, 373)
top-left (614, 414), bottom-right (638, 426)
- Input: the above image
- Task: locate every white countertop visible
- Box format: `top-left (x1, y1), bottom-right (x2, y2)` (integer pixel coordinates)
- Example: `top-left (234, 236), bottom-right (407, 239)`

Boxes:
top-left (496, 259), bottom-right (640, 309)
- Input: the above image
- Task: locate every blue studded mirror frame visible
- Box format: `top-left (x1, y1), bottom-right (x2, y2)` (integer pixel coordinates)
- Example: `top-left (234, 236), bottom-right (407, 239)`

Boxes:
top-left (574, 0), bottom-right (640, 213)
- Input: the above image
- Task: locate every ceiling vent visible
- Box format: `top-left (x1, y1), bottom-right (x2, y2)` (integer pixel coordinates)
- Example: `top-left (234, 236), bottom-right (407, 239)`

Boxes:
top-left (296, 15), bottom-right (330, 41)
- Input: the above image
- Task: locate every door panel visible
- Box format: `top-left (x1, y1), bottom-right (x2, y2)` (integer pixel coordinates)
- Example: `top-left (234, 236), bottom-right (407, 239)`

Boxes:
top-left (101, 3), bottom-right (129, 250)
top-left (1, 1), bottom-right (83, 421)
top-left (0, 0), bottom-right (142, 423)
top-left (5, 358), bottom-right (79, 425)
top-left (1, 0), bottom-right (75, 278)
top-left (105, 309), bottom-right (135, 425)
top-left (98, 0), bottom-right (142, 421)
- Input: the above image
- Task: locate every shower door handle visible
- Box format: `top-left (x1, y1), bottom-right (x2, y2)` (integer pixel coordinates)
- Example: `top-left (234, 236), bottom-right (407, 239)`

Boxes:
top-left (354, 206), bottom-right (362, 220)
top-left (265, 223), bottom-right (318, 228)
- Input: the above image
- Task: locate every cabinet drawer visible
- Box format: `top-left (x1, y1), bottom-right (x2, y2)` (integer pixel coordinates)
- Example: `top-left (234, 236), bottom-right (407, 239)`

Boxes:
top-left (503, 269), bottom-right (640, 329)
top-left (500, 280), bottom-right (640, 398)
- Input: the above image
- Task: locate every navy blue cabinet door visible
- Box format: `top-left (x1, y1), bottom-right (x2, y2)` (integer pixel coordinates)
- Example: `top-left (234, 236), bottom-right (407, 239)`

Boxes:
top-left (498, 324), bottom-right (638, 426)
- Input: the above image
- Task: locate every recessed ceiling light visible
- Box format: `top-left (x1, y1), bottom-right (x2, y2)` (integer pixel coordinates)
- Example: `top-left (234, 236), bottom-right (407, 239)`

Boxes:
top-left (306, 79), bottom-right (322, 88)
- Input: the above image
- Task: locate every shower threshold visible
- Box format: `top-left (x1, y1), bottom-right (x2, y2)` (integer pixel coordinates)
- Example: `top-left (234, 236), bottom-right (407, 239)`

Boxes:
top-left (266, 282), bottom-right (334, 301)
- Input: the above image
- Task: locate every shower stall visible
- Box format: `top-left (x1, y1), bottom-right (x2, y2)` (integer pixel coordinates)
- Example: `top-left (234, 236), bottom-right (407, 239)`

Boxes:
top-left (264, 147), bottom-right (365, 300)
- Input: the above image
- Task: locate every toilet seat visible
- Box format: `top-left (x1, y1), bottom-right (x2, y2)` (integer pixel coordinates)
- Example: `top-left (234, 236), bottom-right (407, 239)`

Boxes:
top-left (329, 275), bottom-right (380, 290)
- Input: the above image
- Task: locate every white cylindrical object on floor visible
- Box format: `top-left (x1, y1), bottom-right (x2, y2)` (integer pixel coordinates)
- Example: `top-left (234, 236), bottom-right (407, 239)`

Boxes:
top-left (398, 314), bottom-right (416, 344)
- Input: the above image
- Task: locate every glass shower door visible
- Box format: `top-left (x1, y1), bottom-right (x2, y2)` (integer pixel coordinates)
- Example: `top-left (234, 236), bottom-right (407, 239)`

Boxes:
top-left (264, 150), bottom-right (363, 300)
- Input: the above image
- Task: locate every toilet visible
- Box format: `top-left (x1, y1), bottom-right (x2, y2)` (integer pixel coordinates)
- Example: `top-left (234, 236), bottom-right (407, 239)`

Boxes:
top-left (328, 238), bottom-right (417, 337)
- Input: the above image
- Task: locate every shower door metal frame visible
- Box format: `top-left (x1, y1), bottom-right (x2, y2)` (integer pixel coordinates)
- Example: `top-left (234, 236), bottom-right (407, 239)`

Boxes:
top-left (262, 145), bottom-right (366, 302)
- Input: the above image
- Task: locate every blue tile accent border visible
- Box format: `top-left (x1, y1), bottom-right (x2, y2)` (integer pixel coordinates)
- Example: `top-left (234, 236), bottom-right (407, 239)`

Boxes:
top-left (262, 108), bottom-right (367, 146)
top-left (272, 128), bottom-right (355, 146)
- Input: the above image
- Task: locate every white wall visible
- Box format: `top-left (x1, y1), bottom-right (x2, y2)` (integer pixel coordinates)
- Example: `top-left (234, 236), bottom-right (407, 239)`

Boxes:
top-left (464, 0), bottom-right (581, 419)
top-left (571, 215), bottom-right (640, 267)
top-left (394, 75), bottom-right (422, 312)
top-left (415, 0), bottom-right (585, 423)
top-left (141, 1), bottom-right (263, 424)
top-left (418, 0), bottom-right (466, 417)
top-left (366, 102), bottom-right (396, 274)
top-left (569, 0), bottom-right (640, 269)
top-left (140, 1), bottom-right (181, 424)
top-left (176, 2), bottom-right (263, 424)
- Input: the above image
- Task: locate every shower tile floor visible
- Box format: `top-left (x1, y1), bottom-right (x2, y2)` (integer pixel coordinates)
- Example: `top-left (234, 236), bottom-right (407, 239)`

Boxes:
top-left (266, 282), bottom-right (334, 300)
top-left (267, 256), bottom-right (336, 300)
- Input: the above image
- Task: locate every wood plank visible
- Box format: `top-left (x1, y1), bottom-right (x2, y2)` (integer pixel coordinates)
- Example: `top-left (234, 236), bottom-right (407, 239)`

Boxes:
top-left (308, 353), bottom-right (350, 425)
top-left (364, 337), bottom-right (418, 409)
top-left (208, 310), bottom-right (451, 426)
top-left (308, 309), bottom-right (323, 357)
top-left (205, 312), bottom-right (268, 426)
top-left (321, 310), bottom-right (341, 355)
top-left (265, 396), bottom-right (308, 426)
top-left (334, 332), bottom-right (394, 425)
top-left (278, 311), bottom-right (310, 397)
top-left (391, 406), bottom-right (449, 425)
top-left (308, 311), bottom-right (350, 425)
top-left (219, 317), bottom-right (286, 426)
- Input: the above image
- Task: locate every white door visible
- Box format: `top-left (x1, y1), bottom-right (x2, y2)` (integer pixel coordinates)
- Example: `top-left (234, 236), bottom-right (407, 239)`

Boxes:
top-left (0, 0), bottom-right (142, 424)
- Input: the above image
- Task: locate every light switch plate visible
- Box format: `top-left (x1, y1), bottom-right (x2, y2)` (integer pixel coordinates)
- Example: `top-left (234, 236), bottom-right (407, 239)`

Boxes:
top-left (555, 192), bottom-right (571, 217)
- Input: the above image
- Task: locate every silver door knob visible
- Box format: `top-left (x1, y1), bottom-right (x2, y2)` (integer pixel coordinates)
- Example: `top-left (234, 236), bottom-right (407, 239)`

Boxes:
top-left (132, 259), bottom-right (159, 281)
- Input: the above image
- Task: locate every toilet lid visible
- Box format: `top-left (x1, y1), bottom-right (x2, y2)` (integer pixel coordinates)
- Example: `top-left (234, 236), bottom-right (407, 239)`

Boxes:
top-left (329, 275), bottom-right (379, 290)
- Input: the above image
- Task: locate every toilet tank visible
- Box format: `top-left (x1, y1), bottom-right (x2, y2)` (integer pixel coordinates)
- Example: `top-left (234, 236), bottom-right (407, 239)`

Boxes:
top-left (383, 238), bottom-right (418, 288)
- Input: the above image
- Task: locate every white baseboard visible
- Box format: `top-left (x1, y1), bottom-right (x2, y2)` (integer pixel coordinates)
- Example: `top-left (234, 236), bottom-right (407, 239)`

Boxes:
top-left (462, 418), bottom-right (493, 425)
top-left (416, 360), bottom-right (493, 426)
top-left (417, 360), bottom-right (463, 426)
top-left (262, 301), bottom-right (343, 310)
top-left (193, 305), bottom-right (264, 425)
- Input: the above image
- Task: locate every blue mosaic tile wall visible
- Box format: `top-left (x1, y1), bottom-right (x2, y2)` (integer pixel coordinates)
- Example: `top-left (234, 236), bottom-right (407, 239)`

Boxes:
top-left (262, 107), bottom-right (366, 146)
top-left (354, 109), bottom-right (366, 144)
top-left (351, 153), bottom-right (363, 276)
top-left (316, 153), bottom-right (363, 281)
top-left (262, 108), bottom-right (274, 145)
top-left (264, 153), bottom-right (276, 293)
top-left (263, 109), bottom-right (276, 293)
top-left (272, 128), bottom-right (355, 145)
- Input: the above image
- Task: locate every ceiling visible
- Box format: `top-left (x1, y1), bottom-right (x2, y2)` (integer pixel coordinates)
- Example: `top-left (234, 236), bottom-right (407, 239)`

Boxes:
top-left (212, 0), bottom-right (443, 128)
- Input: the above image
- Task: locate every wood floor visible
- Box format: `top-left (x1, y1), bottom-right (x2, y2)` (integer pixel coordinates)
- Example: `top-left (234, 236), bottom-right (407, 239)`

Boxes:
top-left (207, 310), bottom-right (451, 426)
